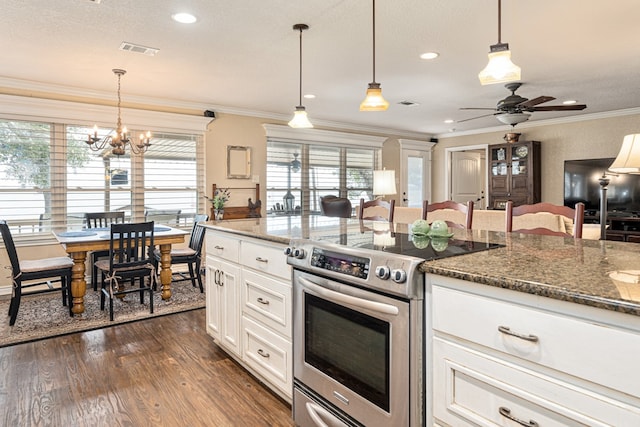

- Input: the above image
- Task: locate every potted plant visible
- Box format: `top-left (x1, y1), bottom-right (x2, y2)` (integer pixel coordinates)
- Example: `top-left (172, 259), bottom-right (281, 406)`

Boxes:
top-left (205, 188), bottom-right (230, 220)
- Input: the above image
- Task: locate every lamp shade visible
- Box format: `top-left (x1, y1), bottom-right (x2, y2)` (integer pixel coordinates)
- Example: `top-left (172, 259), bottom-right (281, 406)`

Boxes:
top-left (610, 134), bottom-right (640, 174)
top-left (373, 169), bottom-right (397, 196)
top-left (360, 83), bottom-right (389, 111)
top-left (288, 106), bottom-right (313, 128)
top-left (478, 47), bottom-right (521, 85)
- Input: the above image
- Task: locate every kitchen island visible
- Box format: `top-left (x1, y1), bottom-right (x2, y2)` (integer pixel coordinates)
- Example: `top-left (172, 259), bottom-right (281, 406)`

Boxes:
top-left (204, 216), bottom-right (640, 426)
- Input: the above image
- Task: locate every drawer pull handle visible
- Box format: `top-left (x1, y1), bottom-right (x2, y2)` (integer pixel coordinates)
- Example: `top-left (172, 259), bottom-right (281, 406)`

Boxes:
top-left (498, 325), bottom-right (539, 342)
top-left (257, 349), bottom-right (270, 358)
top-left (256, 257), bottom-right (269, 263)
top-left (214, 245), bottom-right (224, 250)
top-left (257, 297), bottom-right (270, 305)
top-left (499, 407), bottom-right (539, 427)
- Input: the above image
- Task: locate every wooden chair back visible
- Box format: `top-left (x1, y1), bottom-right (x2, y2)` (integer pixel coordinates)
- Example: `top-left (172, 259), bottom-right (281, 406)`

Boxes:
top-left (423, 200), bottom-right (474, 229)
top-left (85, 211), bottom-right (125, 229)
top-left (358, 198), bottom-right (395, 222)
top-left (506, 201), bottom-right (585, 238)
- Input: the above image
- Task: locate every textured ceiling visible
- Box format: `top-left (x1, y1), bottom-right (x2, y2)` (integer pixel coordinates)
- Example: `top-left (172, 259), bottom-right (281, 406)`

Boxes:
top-left (2, 0), bottom-right (640, 138)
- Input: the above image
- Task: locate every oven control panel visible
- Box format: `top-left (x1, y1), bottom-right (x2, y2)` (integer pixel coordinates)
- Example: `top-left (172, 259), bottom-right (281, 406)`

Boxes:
top-left (309, 247), bottom-right (370, 280)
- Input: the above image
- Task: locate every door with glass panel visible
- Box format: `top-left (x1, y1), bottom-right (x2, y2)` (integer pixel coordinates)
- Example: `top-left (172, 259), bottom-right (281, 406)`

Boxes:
top-left (400, 149), bottom-right (430, 208)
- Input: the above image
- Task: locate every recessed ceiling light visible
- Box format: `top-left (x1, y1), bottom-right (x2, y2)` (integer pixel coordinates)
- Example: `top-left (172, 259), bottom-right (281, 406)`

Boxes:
top-left (444, 119), bottom-right (454, 124)
top-left (304, 94), bottom-right (316, 99)
top-left (563, 100), bottom-right (577, 105)
top-left (172, 12), bottom-right (197, 24)
top-left (420, 52), bottom-right (439, 60)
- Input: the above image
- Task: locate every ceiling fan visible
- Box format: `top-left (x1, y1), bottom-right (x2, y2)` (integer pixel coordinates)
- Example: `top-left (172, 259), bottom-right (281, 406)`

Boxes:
top-left (459, 82), bottom-right (587, 126)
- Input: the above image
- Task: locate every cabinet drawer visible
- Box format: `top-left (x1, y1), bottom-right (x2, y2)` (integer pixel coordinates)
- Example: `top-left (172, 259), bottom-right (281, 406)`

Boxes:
top-left (241, 239), bottom-right (290, 280)
top-left (205, 231), bottom-right (239, 263)
top-left (242, 269), bottom-right (291, 338)
top-left (433, 337), bottom-right (640, 427)
top-left (432, 285), bottom-right (640, 398)
top-left (242, 316), bottom-right (292, 398)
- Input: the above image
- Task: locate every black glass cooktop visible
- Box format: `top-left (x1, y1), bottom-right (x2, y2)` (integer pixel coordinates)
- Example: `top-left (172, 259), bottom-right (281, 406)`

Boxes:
top-left (339, 232), bottom-right (504, 261)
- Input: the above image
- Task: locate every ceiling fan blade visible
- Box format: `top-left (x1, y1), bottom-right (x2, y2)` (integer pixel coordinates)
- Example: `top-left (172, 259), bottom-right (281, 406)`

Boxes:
top-left (457, 113), bottom-right (497, 123)
top-left (517, 96), bottom-right (555, 108)
top-left (531, 104), bottom-right (587, 111)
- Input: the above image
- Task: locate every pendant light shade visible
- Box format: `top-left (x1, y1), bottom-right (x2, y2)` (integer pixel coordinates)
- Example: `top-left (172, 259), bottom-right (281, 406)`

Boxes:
top-left (360, 0), bottom-right (389, 111)
top-left (478, 0), bottom-right (521, 85)
top-left (288, 24), bottom-right (313, 129)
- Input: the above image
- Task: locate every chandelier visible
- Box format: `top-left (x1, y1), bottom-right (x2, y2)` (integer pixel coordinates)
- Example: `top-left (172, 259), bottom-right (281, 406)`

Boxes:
top-left (86, 69), bottom-right (152, 156)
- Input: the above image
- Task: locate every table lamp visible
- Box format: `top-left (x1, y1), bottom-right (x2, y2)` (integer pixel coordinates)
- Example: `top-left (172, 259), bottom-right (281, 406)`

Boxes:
top-left (373, 169), bottom-right (397, 199)
top-left (602, 134), bottom-right (640, 239)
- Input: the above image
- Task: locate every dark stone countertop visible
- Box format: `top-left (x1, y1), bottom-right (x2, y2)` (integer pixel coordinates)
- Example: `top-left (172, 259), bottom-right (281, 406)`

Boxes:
top-left (203, 217), bottom-right (640, 317)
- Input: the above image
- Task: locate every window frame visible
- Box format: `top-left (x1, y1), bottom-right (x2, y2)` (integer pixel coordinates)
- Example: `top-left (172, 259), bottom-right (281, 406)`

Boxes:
top-left (0, 95), bottom-right (209, 244)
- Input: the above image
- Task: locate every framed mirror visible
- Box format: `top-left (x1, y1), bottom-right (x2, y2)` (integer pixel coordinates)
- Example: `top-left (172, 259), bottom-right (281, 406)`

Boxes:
top-left (227, 146), bottom-right (252, 179)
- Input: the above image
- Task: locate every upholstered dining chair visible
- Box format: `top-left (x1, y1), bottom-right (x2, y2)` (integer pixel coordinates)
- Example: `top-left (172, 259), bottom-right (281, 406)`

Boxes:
top-left (85, 211), bottom-right (126, 291)
top-left (95, 221), bottom-right (156, 321)
top-left (0, 220), bottom-right (73, 326)
top-left (358, 198), bottom-right (396, 222)
top-left (506, 201), bottom-right (585, 238)
top-left (153, 214), bottom-right (209, 292)
top-left (320, 195), bottom-right (353, 218)
top-left (423, 200), bottom-right (474, 229)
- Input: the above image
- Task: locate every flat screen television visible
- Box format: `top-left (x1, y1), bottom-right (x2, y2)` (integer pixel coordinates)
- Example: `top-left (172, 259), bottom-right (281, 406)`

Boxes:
top-left (564, 158), bottom-right (640, 216)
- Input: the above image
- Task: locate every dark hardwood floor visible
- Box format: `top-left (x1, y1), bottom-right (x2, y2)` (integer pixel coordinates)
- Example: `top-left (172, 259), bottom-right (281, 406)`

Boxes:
top-left (0, 309), bottom-right (295, 427)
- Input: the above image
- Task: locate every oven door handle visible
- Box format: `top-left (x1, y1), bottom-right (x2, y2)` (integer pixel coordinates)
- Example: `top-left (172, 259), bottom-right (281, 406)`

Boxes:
top-left (299, 277), bottom-right (400, 316)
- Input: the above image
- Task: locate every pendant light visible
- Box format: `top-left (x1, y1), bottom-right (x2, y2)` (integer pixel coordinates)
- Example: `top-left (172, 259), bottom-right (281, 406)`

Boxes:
top-left (478, 0), bottom-right (521, 85)
top-left (288, 24), bottom-right (313, 129)
top-left (360, 0), bottom-right (389, 111)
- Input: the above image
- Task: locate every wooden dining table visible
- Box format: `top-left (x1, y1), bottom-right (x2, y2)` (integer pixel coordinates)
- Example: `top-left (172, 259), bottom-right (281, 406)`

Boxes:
top-left (54, 225), bottom-right (188, 315)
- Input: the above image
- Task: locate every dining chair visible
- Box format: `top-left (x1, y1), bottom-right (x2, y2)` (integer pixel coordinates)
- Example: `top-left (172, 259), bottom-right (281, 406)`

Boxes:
top-left (320, 195), bottom-right (353, 218)
top-left (153, 214), bottom-right (209, 292)
top-left (95, 221), bottom-right (156, 321)
top-left (358, 198), bottom-right (395, 222)
top-left (85, 211), bottom-right (126, 291)
top-left (423, 200), bottom-right (474, 229)
top-left (0, 220), bottom-right (73, 326)
top-left (144, 209), bottom-right (182, 226)
top-left (506, 201), bottom-right (585, 238)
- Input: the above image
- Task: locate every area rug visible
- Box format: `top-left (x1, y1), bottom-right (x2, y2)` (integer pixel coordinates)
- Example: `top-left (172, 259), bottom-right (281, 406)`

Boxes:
top-left (0, 279), bottom-right (205, 348)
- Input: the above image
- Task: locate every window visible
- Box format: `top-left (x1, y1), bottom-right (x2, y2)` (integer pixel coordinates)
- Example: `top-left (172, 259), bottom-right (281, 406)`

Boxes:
top-left (0, 118), bottom-right (205, 243)
top-left (264, 125), bottom-right (384, 216)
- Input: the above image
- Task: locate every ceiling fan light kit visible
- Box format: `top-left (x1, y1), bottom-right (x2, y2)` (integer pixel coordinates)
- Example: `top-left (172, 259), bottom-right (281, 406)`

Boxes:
top-left (288, 23), bottom-right (313, 129)
top-left (360, 0), bottom-right (389, 111)
top-left (497, 112), bottom-right (530, 126)
top-left (479, 0), bottom-right (521, 85)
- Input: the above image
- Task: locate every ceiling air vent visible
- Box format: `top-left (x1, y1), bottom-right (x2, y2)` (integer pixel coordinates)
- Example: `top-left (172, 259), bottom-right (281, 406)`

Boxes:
top-left (398, 100), bottom-right (420, 107)
top-left (119, 42), bottom-right (159, 56)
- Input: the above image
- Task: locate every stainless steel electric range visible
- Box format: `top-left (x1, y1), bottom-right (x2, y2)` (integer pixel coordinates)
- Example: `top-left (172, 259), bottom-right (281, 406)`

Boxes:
top-left (286, 227), bottom-right (503, 427)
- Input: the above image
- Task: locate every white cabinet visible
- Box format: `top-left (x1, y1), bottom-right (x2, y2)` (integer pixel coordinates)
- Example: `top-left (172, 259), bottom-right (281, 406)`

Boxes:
top-left (427, 274), bottom-right (640, 427)
top-left (205, 228), bottom-right (292, 402)
top-left (205, 255), bottom-right (241, 357)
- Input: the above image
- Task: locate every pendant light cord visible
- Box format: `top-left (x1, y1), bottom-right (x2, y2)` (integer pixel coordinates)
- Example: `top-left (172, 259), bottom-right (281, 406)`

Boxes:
top-left (298, 26), bottom-right (303, 106)
top-left (497, 0), bottom-right (502, 44)
top-left (372, 0), bottom-right (377, 84)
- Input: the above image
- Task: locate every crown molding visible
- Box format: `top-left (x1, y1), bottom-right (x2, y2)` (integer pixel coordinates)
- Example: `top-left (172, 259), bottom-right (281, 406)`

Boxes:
top-left (0, 76), bottom-right (431, 140)
top-left (263, 124), bottom-right (387, 148)
top-left (0, 94), bottom-right (211, 133)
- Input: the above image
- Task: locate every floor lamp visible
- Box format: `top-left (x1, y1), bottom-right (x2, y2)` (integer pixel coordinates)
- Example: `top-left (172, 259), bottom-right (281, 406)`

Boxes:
top-left (604, 134), bottom-right (640, 240)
